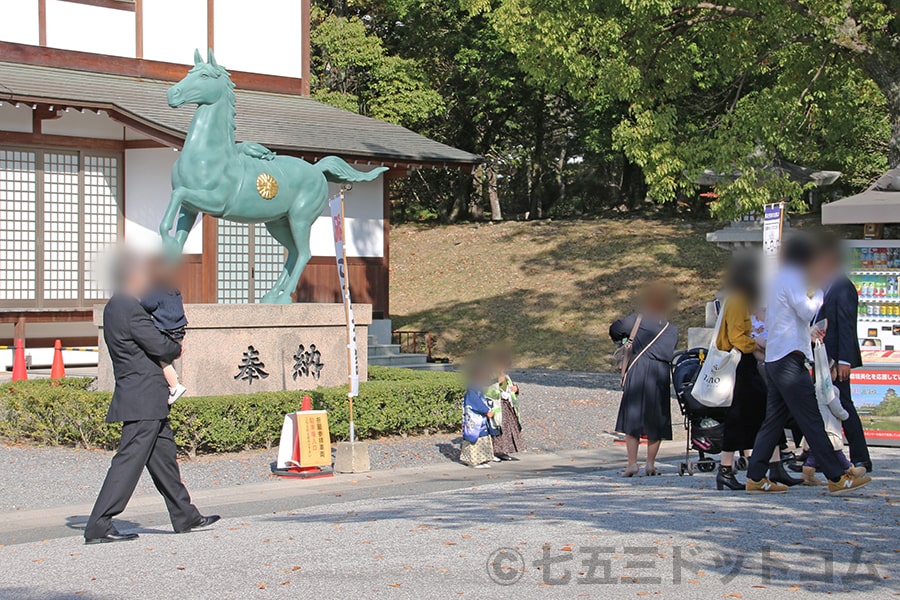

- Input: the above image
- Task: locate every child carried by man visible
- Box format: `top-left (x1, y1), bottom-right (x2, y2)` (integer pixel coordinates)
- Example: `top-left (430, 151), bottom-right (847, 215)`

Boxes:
top-left (140, 259), bottom-right (188, 404)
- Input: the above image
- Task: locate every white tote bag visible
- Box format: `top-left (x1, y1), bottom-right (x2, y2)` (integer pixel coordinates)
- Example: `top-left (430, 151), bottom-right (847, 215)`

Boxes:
top-left (813, 340), bottom-right (836, 407)
top-left (691, 299), bottom-right (742, 408)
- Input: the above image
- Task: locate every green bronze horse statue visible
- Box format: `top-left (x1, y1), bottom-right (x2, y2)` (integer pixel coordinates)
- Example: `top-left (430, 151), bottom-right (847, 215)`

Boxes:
top-left (161, 49), bottom-right (387, 303)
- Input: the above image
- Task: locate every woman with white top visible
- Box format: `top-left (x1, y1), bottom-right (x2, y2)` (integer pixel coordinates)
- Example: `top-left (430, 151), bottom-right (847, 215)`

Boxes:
top-left (745, 235), bottom-right (871, 494)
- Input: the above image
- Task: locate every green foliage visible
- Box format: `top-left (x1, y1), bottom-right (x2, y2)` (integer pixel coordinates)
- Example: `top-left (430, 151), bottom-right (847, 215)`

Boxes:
top-left (0, 378), bottom-right (118, 449)
top-left (314, 1), bottom-right (627, 222)
top-left (0, 372), bottom-right (465, 456)
top-left (310, 5), bottom-right (443, 127)
top-left (490, 0), bottom-right (894, 219)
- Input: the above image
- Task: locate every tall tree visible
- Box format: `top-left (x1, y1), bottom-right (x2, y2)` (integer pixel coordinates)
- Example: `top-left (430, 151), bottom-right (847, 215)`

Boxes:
top-left (310, 3), bottom-right (443, 127)
top-left (488, 0), bottom-right (892, 218)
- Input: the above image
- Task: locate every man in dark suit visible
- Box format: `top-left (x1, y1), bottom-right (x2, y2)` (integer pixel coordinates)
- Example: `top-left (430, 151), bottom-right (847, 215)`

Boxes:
top-left (816, 239), bottom-right (872, 472)
top-left (84, 254), bottom-right (219, 544)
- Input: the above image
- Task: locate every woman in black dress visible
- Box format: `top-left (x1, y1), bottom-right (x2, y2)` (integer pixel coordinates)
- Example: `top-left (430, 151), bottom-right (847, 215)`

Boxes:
top-left (610, 284), bottom-right (679, 477)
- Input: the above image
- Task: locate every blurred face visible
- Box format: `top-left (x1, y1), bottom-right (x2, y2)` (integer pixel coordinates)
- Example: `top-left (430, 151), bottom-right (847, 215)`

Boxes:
top-left (127, 266), bottom-right (151, 296)
top-left (643, 284), bottom-right (675, 316)
top-left (808, 250), bottom-right (838, 287)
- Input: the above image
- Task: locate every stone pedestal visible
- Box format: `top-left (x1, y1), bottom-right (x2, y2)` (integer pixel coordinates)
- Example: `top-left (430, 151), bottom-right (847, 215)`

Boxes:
top-left (333, 441), bottom-right (371, 473)
top-left (95, 303), bottom-right (371, 397)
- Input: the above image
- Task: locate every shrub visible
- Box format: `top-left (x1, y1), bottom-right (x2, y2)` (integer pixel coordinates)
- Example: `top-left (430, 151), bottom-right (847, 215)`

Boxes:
top-left (0, 370), bottom-right (464, 455)
top-left (367, 365), bottom-right (460, 382)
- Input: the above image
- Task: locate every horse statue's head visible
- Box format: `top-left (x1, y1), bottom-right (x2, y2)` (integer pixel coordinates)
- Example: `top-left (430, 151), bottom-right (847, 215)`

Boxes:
top-left (167, 49), bottom-right (234, 109)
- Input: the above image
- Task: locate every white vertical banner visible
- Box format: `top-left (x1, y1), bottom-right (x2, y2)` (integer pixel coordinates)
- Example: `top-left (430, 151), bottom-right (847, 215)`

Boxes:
top-left (329, 193), bottom-right (360, 397)
top-left (762, 202), bottom-right (785, 307)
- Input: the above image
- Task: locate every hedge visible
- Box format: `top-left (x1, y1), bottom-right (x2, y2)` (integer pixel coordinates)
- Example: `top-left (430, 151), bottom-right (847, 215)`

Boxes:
top-left (0, 368), bottom-right (464, 455)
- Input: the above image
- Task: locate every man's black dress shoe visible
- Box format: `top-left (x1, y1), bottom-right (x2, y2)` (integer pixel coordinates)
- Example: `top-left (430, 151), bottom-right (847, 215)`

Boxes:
top-left (176, 515), bottom-right (221, 533)
top-left (768, 461), bottom-right (801, 487)
top-left (786, 461), bottom-right (803, 473)
top-left (853, 460), bottom-right (873, 473)
top-left (84, 532), bottom-right (139, 545)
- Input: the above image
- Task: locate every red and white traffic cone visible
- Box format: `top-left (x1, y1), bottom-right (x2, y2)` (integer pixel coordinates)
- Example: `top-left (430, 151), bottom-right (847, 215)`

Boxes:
top-left (11, 338), bottom-right (27, 381)
top-left (50, 339), bottom-right (66, 380)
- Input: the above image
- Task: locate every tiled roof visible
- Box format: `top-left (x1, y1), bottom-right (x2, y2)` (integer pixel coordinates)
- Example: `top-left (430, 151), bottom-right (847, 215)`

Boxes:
top-left (0, 61), bottom-right (481, 166)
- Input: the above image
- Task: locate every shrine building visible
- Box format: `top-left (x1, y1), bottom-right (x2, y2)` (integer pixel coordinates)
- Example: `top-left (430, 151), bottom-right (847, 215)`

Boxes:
top-left (0, 0), bottom-right (480, 366)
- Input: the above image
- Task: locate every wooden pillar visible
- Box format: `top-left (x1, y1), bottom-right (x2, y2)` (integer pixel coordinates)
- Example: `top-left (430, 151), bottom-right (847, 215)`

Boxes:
top-left (135, 0), bottom-right (143, 58)
top-left (13, 317), bottom-right (26, 342)
top-left (201, 214), bottom-right (218, 303)
top-left (207, 0), bottom-right (215, 51)
top-left (382, 172), bottom-right (393, 318)
top-left (301, 0), bottom-right (311, 95)
top-left (38, 0), bottom-right (47, 47)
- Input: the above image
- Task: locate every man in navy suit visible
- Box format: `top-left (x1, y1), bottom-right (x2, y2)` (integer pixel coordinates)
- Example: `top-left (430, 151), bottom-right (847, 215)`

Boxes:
top-left (815, 238), bottom-right (871, 472)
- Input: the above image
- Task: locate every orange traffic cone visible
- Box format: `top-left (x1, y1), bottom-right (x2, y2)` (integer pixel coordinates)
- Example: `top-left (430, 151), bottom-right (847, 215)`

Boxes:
top-left (50, 339), bottom-right (66, 380)
top-left (300, 395), bottom-right (312, 412)
top-left (11, 338), bottom-right (27, 381)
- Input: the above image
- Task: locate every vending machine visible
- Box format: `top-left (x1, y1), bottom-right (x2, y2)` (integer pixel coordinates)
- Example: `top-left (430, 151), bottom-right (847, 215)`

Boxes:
top-left (844, 240), bottom-right (900, 446)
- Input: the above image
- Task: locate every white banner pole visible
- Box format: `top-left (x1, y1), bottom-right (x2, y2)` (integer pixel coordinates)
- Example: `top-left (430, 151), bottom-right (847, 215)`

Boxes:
top-left (329, 191), bottom-right (360, 443)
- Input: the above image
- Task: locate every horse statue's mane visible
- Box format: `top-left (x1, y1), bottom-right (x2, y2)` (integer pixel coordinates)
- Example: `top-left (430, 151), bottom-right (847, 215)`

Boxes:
top-left (189, 54), bottom-right (237, 144)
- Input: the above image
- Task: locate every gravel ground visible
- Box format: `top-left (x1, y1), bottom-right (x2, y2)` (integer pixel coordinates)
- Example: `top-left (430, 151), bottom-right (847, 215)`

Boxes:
top-left (0, 369), bottom-right (685, 512)
top-left (0, 450), bottom-right (896, 600)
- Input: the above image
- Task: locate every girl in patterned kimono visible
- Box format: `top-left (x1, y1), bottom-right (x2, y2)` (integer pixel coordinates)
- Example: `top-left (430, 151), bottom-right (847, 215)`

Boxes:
top-left (486, 353), bottom-right (523, 461)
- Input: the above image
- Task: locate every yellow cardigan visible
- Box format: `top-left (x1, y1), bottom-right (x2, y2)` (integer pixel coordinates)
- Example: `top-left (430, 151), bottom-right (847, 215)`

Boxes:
top-left (715, 293), bottom-right (757, 354)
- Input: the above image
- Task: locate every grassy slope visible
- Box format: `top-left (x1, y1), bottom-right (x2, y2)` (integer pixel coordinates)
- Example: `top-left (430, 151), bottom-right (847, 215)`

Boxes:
top-left (390, 218), bottom-right (729, 371)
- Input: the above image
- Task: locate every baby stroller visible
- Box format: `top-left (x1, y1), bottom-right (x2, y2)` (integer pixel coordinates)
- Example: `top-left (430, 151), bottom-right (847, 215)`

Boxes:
top-left (671, 348), bottom-right (730, 475)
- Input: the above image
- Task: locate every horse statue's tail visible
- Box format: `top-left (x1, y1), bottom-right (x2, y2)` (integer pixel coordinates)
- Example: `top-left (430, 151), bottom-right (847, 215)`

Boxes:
top-left (315, 156), bottom-right (388, 183)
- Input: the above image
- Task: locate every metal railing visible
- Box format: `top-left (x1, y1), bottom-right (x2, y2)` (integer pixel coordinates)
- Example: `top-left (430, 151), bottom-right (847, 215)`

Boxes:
top-left (391, 330), bottom-right (434, 359)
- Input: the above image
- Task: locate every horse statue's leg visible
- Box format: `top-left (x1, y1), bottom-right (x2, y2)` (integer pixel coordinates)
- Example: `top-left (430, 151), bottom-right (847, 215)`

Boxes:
top-left (159, 189), bottom-right (185, 256)
top-left (261, 217), bottom-right (298, 304)
top-left (160, 188), bottom-right (224, 257)
top-left (172, 207), bottom-right (199, 250)
top-left (273, 212), bottom-right (316, 305)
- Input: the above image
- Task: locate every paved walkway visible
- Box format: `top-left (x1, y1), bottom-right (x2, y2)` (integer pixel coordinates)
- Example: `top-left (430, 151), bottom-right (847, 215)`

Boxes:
top-left (0, 368), bottom-right (671, 513)
top-left (0, 445), bottom-right (896, 599)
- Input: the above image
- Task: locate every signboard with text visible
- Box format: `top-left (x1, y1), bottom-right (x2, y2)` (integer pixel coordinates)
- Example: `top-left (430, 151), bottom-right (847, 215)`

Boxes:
top-left (849, 369), bottom-right (900, 445)
top-left (295, 410), bottom-right (332, 467)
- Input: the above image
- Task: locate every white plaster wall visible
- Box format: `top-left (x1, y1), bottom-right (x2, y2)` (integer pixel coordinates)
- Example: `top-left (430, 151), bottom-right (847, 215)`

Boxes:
top-left (0, 103), bottom-right (33, 133)
top-left (42, 110), bottom-right (126, 140)
top-left (0, 0), bottom-right (40, 45)
top-left (143, 0), bottom-right (207, 65)
top-left (213, 0), bottom-right (303, 78)
top-left (45, 0), bottom-right (135, 58)
top-left (308, 176), bottom-right (384, 258)
top-left (125, 151), bottom-right (377, 258)
top-left (124, 148), bottom-right (204, 254)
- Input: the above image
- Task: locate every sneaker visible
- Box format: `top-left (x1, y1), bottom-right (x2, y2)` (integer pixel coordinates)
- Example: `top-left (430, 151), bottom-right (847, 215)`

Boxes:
top-left (801, 466), bottom-right (823, 486)
top-left (847, 466), bottom-right (868, 479)
top-left (474, 463), bottom-right (491, 469)
top-left (168, 383), bottom-right (187, 405)
top-left (492, 456), bottom-right (502, 462)
top-left (745, 477), bottom-right (788, 493)
top-left (827, 472), bottom-right (872, 495)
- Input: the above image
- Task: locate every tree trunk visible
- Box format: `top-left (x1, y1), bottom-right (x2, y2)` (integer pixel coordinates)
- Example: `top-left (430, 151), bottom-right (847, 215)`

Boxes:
top-left (449, 172), bottom-right (473, 222)
top-left (487, 165), bottom-right (502, 221)
top-left (623, 159), bottom-right (646, 210)
top-left (529, 101), bottom-right (545, 219)
top-left (556, 144), bottom-right (567, 210)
